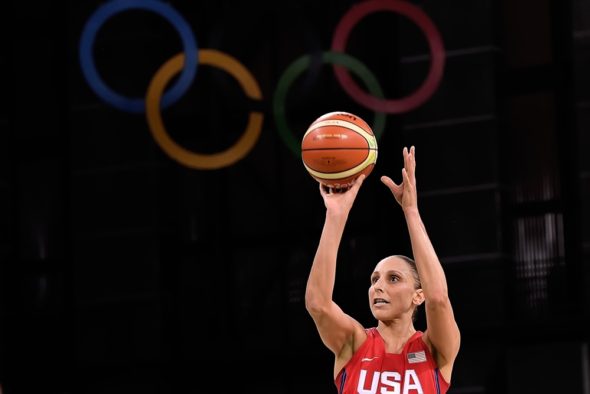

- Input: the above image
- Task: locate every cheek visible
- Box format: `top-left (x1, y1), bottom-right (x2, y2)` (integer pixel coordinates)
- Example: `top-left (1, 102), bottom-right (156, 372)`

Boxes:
top-left (368, 286), bottom-right (379, 300)
top-left (390, 285), bottom-right (414, 298)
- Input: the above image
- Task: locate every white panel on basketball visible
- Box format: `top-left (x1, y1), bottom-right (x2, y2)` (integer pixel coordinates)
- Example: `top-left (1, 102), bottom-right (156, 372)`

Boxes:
top-left (303, 119), bottom-right (377, 149)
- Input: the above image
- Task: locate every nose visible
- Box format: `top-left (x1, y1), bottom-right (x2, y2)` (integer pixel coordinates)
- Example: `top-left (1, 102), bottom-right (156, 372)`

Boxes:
top-left (372, 278), bottom-right (384, 293)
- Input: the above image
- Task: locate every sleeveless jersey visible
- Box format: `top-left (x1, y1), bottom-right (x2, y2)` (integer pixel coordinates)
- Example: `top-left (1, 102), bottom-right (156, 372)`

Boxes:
top-left (335, 328), bottom-right (449, 394)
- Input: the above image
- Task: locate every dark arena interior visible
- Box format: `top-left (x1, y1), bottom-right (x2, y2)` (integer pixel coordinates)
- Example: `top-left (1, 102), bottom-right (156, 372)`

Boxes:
top-left (1, 0), bottom-right (590, 393)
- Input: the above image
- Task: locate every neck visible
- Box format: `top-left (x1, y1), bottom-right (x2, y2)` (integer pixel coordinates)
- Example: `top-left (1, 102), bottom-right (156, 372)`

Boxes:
top-left (376, 319), bottom-right (417, 353)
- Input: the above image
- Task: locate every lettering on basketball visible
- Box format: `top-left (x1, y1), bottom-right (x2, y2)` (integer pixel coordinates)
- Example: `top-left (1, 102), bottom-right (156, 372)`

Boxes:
top-left (357, 369), bottom-right (424, 394)
top-left (313, 133), bottom-right (349, 140)
top-left (318, 156), bottom-right (347, 166)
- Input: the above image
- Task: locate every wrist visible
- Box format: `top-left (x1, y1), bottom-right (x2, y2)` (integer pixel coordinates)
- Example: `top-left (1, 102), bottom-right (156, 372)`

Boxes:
top-left (403, 207), bottom-right (420, 219)
top-left (326, 208), bottom-right (349, 223)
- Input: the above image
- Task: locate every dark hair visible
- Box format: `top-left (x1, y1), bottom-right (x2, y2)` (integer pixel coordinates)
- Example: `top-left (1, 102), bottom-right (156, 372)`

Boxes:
top-left (392, 255), bottom-right (422, 321)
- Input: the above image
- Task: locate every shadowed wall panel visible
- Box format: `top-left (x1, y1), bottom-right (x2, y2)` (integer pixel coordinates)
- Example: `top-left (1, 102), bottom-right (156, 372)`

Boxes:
top-left (3, 0), bottom-right (589, 393)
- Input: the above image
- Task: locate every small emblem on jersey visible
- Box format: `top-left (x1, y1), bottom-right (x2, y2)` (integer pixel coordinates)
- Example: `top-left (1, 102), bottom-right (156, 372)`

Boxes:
top-left (407, 351), bottom-right (426, 363)
top-left (361, 356), bottom-right (380, 362)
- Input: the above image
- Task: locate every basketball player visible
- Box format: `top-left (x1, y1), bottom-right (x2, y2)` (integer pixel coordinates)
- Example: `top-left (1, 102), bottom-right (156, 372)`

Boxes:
top-left (305, 146), bottom-right (460, 393)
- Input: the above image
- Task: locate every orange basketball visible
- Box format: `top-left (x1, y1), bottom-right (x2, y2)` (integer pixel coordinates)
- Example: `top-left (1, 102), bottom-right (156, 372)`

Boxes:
top-left (301, 111), bottom-right (378, 188)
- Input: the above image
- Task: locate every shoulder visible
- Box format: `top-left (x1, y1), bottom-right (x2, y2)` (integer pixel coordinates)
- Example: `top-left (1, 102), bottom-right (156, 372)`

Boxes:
top-left (421, 330), bottom-right (458, 383)
top-left (351, 324), bottom-right (372, 352)
top-left (419, 330), bottom-right (434, 353)
top-left (334, 324), bottom-right (371, 379)
top-left (364, 327), bottom-right (378, 337)
top-left (342, 326), bottom-right (376, 361)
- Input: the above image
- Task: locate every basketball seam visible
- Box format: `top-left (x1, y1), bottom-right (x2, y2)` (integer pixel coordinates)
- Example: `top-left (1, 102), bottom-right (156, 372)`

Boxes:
top-left (302, 147), bottom-right (377, 173)
top-left (301, 147), bottom-right (374, 151)
top-left (303, 150), bottom-right (378, 179)
top-left (303, 119), bottom-right (376, 149)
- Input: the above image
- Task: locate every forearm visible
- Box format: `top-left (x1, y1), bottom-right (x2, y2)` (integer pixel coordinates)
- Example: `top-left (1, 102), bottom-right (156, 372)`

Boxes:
top-left (404, 208), bottom-right (448, 302)
top-left (305, 211), bottom-right (348, 311)
top-left (406, 207), bottom-right (461, 364)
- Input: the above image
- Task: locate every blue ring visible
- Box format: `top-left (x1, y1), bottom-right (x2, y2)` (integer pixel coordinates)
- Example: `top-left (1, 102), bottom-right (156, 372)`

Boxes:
top-left (79, 0), bottom-right (198, 113)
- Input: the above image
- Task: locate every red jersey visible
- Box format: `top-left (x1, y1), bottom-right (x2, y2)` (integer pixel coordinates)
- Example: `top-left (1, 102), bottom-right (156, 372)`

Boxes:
top-left (335, 328), bottom-right (449, 394)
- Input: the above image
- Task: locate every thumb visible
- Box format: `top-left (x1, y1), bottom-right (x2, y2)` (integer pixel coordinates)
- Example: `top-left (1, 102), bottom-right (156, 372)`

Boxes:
top-left (381, 175), bottom-right (401, 193)
top-left (354, 173), bottom-right (366, 187)
top-left (348, 174), bottom-right (366, 195)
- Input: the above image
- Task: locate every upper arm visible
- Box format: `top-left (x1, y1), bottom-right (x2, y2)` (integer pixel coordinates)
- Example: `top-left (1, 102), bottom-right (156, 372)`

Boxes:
top-left (307, 300), bottom-right (365, 357)
top-left (423, 296), bottom-right (461, 373)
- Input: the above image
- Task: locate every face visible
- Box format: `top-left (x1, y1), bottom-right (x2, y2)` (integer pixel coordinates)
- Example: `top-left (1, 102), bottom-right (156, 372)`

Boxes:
top-left (368, 256), bottom-right (424, 321)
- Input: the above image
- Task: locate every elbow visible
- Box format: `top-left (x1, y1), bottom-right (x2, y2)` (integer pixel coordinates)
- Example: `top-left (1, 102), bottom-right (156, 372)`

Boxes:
top-left (304, 294), bottom-right (321, 315)
top-left (305, 291), bottom-right (328, 316)
top-left (425, 292), bottom-right (450, 308)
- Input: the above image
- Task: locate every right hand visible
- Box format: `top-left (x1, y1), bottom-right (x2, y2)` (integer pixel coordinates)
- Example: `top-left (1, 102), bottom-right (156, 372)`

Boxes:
top-left (319, 174), bottom-right (366, 217)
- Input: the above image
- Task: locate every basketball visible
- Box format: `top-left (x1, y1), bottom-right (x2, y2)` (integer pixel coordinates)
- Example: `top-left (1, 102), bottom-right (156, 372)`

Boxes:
top-left (301, 111), bottom-right (378, 188)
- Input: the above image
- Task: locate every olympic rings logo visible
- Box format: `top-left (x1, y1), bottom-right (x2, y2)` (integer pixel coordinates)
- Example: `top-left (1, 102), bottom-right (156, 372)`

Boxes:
top-left (79, 0), bottom-right (445, 169)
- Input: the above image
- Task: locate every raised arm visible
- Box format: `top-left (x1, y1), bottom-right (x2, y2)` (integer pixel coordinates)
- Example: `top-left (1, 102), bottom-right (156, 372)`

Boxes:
top-left (381, 147), bottom-right (461, 382)
top-left (305, 177), bottom-right (367, 360)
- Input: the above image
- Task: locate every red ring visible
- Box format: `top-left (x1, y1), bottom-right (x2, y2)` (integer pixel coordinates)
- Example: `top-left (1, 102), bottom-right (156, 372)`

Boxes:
top-left (331, 0), bottom-right (445, 113)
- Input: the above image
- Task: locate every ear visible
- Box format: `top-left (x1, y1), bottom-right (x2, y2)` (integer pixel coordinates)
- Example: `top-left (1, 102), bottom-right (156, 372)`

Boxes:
top-left (413, 289), bottom-right (425, 306)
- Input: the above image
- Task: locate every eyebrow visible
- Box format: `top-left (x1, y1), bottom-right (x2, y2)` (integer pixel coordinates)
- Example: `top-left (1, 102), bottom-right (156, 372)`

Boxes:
top-left (372, 269), bottom-right (404, 276)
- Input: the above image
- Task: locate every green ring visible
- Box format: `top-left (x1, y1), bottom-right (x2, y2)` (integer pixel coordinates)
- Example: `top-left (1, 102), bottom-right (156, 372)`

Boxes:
top-left (273, 51), bottom-right (386, 158)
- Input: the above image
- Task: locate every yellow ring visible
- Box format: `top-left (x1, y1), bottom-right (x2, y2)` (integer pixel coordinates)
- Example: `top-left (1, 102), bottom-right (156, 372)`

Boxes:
top-left (146, 49), bottom-right (264, 170)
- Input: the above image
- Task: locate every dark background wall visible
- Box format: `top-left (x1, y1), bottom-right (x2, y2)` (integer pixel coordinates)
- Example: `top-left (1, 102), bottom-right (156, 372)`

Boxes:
top-left (2, 0), bottom-right (589, 393)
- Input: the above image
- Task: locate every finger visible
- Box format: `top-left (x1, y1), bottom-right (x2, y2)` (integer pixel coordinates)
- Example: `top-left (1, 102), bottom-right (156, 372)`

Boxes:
top-left (409, 145), bottom-right (416, 173)
top-left (319, 182), bottom-right (329, 196)
top-left (403, 146), bottom-right (409, 170)
top-left (402, 168), bottom-right (412, 187)
top-left (348, 174), bottom-right (365, 196)
top-left (352, 174), bottom-right (366, 188)
top-left (348, 174), bottom-right (365, 191)
top-left (403, 146), bottom-right (412, 171)
top-left (413, 147), bottom-right (418, 182)
top-left (380, 175), bottom-right (394, 188)
top-left (381, 175), bottom-right (402, 194)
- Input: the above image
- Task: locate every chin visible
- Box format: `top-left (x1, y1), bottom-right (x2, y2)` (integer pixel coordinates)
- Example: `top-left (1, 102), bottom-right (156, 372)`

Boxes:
top-left (371, 309), bottom-right (391, 320)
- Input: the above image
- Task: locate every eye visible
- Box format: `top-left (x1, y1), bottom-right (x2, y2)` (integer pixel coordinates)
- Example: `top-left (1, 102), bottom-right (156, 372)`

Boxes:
top-left (389, 275), bottom-right (399, 282)
top-left (371, 276), bottom-right (378, 284)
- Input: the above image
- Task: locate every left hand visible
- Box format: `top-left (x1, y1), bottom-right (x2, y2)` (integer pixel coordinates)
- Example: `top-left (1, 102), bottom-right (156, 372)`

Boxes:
top-left (381, 146), bottom-right (418, 213)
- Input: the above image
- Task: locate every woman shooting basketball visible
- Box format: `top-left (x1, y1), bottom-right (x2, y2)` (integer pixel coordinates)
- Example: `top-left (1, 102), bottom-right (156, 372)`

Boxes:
top-left (305, 146), bottom-right (460, 393)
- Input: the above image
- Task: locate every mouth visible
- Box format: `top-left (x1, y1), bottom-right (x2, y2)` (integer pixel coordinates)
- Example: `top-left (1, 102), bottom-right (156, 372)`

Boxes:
top-left (373, 298), bottom-right (389, 305)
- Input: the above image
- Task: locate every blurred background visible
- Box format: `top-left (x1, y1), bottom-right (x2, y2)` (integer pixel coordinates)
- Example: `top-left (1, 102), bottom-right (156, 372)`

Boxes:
top-left (2, 0), bottom-right (590, 392)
